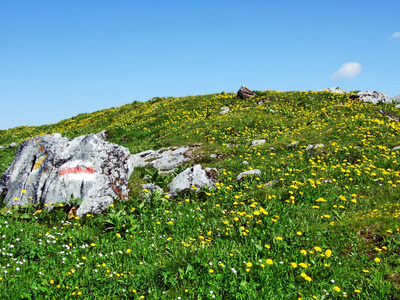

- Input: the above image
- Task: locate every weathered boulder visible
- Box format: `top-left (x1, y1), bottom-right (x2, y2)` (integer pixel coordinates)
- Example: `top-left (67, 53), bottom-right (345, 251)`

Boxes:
top-left (168, 164), bottom-right (219, 197)
top-left (236, 169), bottom-right (262, 181)
top-left (356, 91), bottom-right (391, 104)
top-left (131, 146), bottom-right (197, 173)
top-left (0, 133), bottom-right (134, 216)
top-left (237, 86), bottom-right (257, 99)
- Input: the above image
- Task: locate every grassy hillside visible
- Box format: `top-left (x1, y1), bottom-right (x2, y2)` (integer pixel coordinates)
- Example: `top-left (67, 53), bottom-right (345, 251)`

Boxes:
top-left (0, 90), bottom-right (400, 299)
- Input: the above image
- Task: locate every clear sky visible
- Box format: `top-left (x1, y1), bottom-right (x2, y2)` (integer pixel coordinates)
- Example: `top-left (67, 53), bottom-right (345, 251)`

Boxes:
top-left (0, 0), bottom-right (399, 130)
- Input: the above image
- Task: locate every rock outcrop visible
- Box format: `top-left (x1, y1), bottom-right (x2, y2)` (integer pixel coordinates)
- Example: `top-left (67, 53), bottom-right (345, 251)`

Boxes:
top-left (0, 133), bottom-right (134, 216)
top-left (354, 91), bottom-right (391, 105)
top-left (131, 146), bottom-right (197, 173)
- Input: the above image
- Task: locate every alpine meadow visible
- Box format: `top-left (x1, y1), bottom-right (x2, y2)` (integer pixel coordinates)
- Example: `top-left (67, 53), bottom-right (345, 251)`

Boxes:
top-left (0, 89), bottom-right (400, 299)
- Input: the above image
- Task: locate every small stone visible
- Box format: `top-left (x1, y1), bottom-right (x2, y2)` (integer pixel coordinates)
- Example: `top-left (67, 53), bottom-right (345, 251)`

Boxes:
top-left (306, 144), bottom-right (325, 150)
top-left (287, 141), bottom-right (299, 148)
top-left (236, 169), bottom-right (261, 181)
top-left (219, 107), bottom-right (230, 114)
top-left (251, 139), bottom-right (266, 147)
top-left (9, 142), bottom-right (17, 148)
top-left (265, 179), bottom-right (279, 187)
top-left (242, 161), bottom-right (249, 165)
top-left (391, 145), bottom-right (400, 152)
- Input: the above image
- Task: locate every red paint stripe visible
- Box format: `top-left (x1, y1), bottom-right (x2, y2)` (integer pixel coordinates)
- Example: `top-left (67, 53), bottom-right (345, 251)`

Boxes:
top-left (59, 166), bottom-right (95, 176)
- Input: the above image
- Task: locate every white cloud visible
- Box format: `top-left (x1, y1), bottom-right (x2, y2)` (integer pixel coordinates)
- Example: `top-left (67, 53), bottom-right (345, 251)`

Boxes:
top-left (392, 32), bottom-right (400, 39)
top-left (330, 62), bottom-right (362, 81)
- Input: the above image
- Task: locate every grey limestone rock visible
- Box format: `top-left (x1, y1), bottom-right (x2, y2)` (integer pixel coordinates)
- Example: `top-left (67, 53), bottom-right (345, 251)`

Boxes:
top-left (357, 91), bottom-right (390, 105)
top-left (236, 169), bottom-right (262, 181)
top-left (306, 143), bottom-right (325, 150)
top-left (391, 145), bottom-right (400, 152)
top-left (0, 133), bottom-right (134, 216)
top-left (219, 107), bottom-right (230, 114)
top-left (251, 139), bottom-right (266, 147)
top-left (390, 95), bottom-right (400, 104)
top-left (131, 146), bottom-right (194, 172)
top-left (168, 164), bottom-right (219, 197)
top-left (265, 179), bottom-right (279, 187)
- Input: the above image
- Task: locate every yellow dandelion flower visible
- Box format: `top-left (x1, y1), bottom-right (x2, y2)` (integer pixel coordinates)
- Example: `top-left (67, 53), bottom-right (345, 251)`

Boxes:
top-left (325, 249), bottom-right (332, 258)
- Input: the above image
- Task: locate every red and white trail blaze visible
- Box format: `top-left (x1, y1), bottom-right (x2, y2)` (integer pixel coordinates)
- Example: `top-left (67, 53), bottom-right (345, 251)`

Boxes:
top-left (59, 166), bottom-right (95, 176)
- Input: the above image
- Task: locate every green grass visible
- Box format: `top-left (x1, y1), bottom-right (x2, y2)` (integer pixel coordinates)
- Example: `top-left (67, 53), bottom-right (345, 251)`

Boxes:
top-left (0, 90), bottom-right (400, 299)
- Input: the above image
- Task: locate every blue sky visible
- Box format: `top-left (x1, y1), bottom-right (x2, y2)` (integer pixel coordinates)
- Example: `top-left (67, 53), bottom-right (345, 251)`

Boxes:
top-left (0, 0), bottom-right (399, 130)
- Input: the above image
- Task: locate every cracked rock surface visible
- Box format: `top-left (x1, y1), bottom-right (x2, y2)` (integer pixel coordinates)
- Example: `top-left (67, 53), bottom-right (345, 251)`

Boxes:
top-left (0, 133), bottom-right (134, 216)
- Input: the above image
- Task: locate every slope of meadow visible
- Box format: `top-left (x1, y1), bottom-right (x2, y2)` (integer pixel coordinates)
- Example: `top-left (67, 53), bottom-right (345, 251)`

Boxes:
top-left (0, 90), bottom-right (400, 299)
